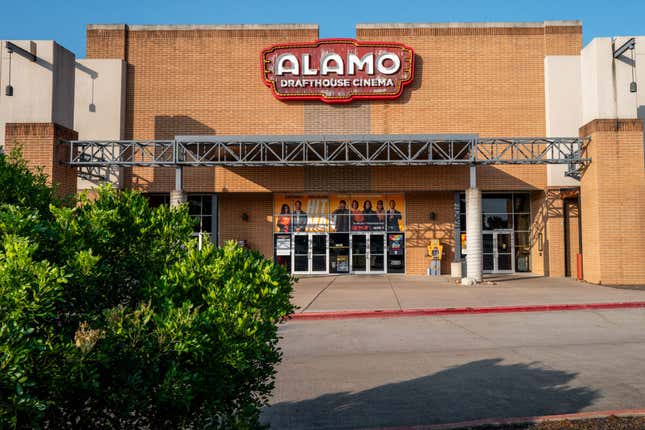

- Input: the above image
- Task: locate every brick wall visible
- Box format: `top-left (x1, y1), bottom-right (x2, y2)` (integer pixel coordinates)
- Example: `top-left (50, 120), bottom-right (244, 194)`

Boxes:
top-left (5, 122), bottom-right (78, 197)
top-left (405, 191), bottom-right (455, 275)
top-left (218, 193), bottom-right (274, 257)
top-left (84, 22), bottom-right (581, 194)
top-left (579, 119), bottom-right (645, 285)
top-left (83, 22), bottom-right (582, 274)
top-left (529, 189), bottom-right (568, 277)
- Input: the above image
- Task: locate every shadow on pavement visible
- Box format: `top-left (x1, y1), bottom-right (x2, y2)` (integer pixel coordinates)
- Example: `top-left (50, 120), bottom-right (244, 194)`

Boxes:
top-left (262, 358), bottom-right (599, 430)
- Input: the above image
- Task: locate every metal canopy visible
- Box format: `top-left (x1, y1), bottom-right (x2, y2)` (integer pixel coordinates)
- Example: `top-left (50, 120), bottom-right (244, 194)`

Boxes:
top-left (64, 134), bottom-right (590, 180)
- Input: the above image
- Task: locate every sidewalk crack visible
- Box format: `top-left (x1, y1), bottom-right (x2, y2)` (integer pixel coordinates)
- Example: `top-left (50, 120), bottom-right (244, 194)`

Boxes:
top-left (387, 275), bottom-right (403, 311)
top-left (300, 276), bottom-right (338, 313)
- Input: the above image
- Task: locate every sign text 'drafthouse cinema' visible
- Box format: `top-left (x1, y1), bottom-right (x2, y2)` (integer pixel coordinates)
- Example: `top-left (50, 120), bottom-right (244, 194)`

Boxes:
top-left (261, 39), bottom-right (415, 103)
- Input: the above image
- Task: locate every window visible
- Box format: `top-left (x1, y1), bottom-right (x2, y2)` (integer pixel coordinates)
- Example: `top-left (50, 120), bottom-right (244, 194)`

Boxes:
top-left (459, 192), bottom-right (531, 272)
top-left (188, 195), bottom-right (213, 235)
top-left (145, 193), bottom-right (170, 207)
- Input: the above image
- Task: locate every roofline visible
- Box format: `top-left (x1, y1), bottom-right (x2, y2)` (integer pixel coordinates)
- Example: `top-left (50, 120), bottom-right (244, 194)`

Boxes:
top-left (87, 23), bottom-right (319, 31)
top-left (356, 20), bottom-right (582, 29)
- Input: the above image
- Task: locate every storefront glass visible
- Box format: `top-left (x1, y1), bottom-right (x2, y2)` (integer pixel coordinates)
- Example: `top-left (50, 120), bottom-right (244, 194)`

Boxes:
top-left (459, 192), bottom-right (531, 273)
top-left (144, 193), bottom-right (215, 247)
top-left (273, 194), bottom-right (405, 274)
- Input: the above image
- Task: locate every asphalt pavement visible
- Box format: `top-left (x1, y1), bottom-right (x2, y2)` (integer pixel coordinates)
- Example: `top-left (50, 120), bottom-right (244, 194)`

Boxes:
top-left (262, 308), bottom-right (645, 429)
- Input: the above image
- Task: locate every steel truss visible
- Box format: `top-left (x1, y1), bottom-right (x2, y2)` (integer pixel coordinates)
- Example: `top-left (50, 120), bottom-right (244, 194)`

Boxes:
top-left (65, 134), bottom-right (590, 180)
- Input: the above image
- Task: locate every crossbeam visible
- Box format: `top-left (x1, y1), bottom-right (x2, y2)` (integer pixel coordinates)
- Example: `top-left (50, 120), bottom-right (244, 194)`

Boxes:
top-left (63, 134), bottom-right (590, 180)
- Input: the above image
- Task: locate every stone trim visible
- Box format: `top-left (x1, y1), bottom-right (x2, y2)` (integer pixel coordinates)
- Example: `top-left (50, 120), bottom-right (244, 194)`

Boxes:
top-left (357, 20), bottom-right (581, 29)
top-left (5, 123), bottom-right (77, 141)
top-left (357, 21), bottom-right (581, 36)
top-left (5, 123), bottom-right (55, 138)
top-left (88, 23), bottom-right (318, 31)
top-left (579, 119), bottom-right (644, 137)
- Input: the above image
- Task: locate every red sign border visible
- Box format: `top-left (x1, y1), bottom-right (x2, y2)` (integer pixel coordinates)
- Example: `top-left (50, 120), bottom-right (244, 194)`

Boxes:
top-left (261, 38), bottom-right (415, 104)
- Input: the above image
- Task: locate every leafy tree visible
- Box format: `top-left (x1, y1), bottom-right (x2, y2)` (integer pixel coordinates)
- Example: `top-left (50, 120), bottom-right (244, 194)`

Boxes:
top-left (0, 151), bottom-right (294, 429)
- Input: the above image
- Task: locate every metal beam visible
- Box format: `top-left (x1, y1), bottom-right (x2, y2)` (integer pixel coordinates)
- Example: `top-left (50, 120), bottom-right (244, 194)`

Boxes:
top-left (63, 134), bottom-right (591, 180)
top-left (5, 41), bottom-right (37, 62)
top-left (613, 37), bottom-right (636, 59)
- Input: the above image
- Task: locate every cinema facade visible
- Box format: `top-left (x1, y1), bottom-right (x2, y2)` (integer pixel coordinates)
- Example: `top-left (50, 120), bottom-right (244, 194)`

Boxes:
top-left (1, 21), bottom-right (644, 284)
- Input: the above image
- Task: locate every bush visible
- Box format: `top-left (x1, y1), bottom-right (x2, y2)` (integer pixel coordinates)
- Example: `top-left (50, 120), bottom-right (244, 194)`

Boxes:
top-left (0, 153), bottom-right (294, 429)
top-left (0, 147), bottom-right (57, 214)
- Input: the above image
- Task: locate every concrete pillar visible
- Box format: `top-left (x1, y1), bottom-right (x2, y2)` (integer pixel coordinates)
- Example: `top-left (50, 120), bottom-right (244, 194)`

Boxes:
top-left (465, 187), bottom-right (483, 283)
top-left (170, 190), bottom-right (187, 207)
top-left (169, 166), bottom-right (186, 207)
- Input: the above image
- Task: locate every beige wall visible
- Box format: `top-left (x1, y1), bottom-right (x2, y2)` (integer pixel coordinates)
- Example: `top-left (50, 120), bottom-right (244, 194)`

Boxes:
top-left (581, 37), bottom-right (645, 124)
top-left (52, 43), bottom-right (76, 129)
top-left (544, 55), bottom-right (582, 187)
top-left (74, 58), bottom-right (127, 189)
top-left (1, 40), bottom-right (75, 148)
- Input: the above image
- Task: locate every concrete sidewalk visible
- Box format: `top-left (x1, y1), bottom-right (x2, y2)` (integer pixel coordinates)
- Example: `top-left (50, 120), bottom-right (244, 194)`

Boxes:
top-left (292, 274), bottom-right (645, 313)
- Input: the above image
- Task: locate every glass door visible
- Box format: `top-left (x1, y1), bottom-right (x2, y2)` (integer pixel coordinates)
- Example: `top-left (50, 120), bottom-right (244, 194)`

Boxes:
top-left (351, 233), bottom-right (386, 274)
top-left (369, 234), bottom-right (386, 273)
top-left (292, 233), bottom-right (328, 274)
top-left (351, 234), bottom-right (367, 273)
top-left (329, 233), bottom-right (350, 274)
top-left (311, 234), bottom-right (328, 273)
top-left (483, 232), bottom-right (494, 272)
top-left (293, 234), bottom-right (309, 273)
top-left (495, 231), bottom-right (514, 273)
top-left (483, 230), bottom-right (514, 273)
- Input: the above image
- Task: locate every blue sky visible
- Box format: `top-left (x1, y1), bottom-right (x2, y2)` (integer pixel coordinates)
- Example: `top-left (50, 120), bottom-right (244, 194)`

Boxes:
top-left (2, 0), bottom-right (643, 57)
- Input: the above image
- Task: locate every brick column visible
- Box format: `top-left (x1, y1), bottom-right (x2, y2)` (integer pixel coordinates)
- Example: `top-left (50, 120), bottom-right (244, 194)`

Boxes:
top-left (578, 119), bottom-right (645, 285)
top-left (5, 123), bottom-right (78, 197)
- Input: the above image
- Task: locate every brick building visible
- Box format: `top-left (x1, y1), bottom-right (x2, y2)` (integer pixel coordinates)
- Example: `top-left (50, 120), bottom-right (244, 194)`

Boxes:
top-left (1, 21), bottom-right (644, 284)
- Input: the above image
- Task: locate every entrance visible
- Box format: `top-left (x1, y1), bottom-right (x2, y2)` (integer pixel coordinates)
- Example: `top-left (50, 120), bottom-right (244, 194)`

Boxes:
top-left (483, 230), bottom-right (514, 273)
top-left (293, 233), bottom-right (328, 274)
top-left (351, 233), bottom-right (386, 274)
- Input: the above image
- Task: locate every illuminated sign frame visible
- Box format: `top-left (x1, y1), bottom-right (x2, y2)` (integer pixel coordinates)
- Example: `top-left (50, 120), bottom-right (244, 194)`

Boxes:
top-left (261, 38), bottom-right (415, 104)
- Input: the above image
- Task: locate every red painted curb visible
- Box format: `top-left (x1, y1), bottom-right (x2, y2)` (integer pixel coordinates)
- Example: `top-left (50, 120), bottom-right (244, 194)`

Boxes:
top-left (359, 408), bottom-right (645, 430)
top-left (290, 301), bottom-right (645, 321)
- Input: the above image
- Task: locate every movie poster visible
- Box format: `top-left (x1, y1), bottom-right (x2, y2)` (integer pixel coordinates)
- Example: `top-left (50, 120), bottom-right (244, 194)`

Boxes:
top-left (275, 194), bottom-right (405, 233)
top-left (273, 195), bottom-right (330, 233)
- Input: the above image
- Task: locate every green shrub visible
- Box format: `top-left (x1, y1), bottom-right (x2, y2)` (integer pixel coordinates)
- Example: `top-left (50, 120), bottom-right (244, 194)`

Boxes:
top-left (0, 147), bottom-right (57, 214)
top-left (0, 153), bottom-right (295, 429)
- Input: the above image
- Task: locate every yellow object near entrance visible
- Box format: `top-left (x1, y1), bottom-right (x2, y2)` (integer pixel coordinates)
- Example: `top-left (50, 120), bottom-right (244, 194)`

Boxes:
top-left (428, 240), bottom-right (443, 261)
top-left (428, 239), bottom-right (443, 276)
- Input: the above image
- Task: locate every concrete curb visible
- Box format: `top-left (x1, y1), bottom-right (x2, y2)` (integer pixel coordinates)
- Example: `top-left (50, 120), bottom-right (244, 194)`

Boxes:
top-left (290, 301), bottom-right (645, 321)
top-left (359, 408), bottom-right (645, 429)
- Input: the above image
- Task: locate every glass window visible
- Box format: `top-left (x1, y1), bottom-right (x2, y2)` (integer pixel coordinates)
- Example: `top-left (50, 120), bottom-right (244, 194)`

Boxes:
top-left (514, 214), bottom-right (530, 231)
top-left (145, 193), bottom-right (170, 208)
top-left (459, 192), bottom-right (532, 272)
top-left (482, 194), bottom-right (512, 214)
top-left (513, 193), bottom-right (530, 213)
top-left (483, 213), bottom-right (510, 230)
top-left (188, 195), bottom-right (213, 236)
top-left (515, 231), bottom-right (530, 248)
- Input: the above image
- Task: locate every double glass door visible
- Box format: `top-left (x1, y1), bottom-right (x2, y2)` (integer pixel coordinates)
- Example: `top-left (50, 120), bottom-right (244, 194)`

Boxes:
top-left (351, 233), bottom-right (386, 274)
top-left (483, 230), bottom-right (514, 273)
top-left (293, 233), bottom-right (328, 274)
